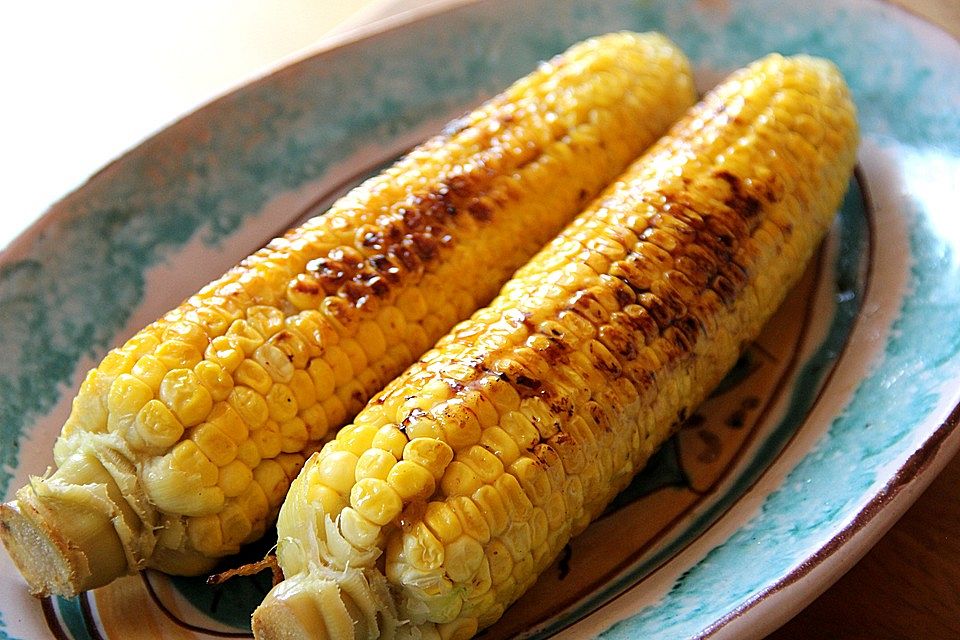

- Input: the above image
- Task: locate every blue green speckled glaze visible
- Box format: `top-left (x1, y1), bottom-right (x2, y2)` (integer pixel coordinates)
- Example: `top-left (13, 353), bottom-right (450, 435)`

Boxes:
top-left (2, 0), bottom-right (959, 638)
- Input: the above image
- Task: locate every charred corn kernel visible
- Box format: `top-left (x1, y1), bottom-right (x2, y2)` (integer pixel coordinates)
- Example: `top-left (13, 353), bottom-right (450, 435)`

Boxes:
top-left (258, 51), bottom-right (858, 638)
top-left (7, 30), bottom-right (699, 598)
top-left (194, 360), bottom-right (233, 402)
top-left (355, 449), bottom-right (397, 482)
top-left (135, 400), bottom-right (184, 452)
top-left (254, 342), bottom-right (295, 383)
top-left (218, 460), bottom-right (254, 497)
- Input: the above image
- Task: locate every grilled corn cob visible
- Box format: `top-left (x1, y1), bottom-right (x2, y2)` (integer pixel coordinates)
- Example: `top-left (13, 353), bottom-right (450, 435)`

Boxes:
top-left (252, 54), bottom-right (859, 639)
top-left (0, 32), bottom-right (696, 598)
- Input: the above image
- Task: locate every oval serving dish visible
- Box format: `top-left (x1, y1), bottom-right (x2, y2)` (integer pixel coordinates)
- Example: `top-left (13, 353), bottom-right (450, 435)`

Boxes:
top-left (1, 1), bottom-right (958, 638)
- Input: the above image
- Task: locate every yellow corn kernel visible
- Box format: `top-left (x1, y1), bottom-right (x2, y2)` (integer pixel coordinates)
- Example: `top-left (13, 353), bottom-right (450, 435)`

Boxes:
top-left (472, 485), bottom-right (509, 538)
top-left (339, 507), bottom-right (381, 549)
top-left (135, 399), bottom-right (185, 452)
top-left (288, 370), bottom-right (317, 411)
top-left (509, 457), bottom-right (551, 507)
top-left (226, 319), bottom-right (265, 356)
top-left (444, 536), bottom-right (485, 583)
top-left (205, 335), bottom-right (245, 373)
top-left (97, 349), bottom-right (136, 377)
top-left (206, 402), bottom-right (248, 443)
top-left (194, 360), bottom-right (233, 402)
top-left (423, 502), bottom-right (463, 545)
top-left (170, 440), bottom-right (219, 487)
top-left (254, 459), bottom-right (290, 507)
top-left (162, 320), bottom-right (208, 352)
top-left (264, 384), bottom-right (297, 426)
top-left (355, 321), bottom-right (386, 361)
top-left (337, 423), bottom-right (378, 456)
top-left (350, 478), bottom-right (403, 527)
top-left (458, 446), bottom-right (504, 485)
top-left (371, 425), bottom-right (408, 460)
top-left (316, 450), bottom-right (359, 495)
top-left (219, 502), bottom-right (253, 548)
top-left (387, 460), bottom-right (436, 502)
top-left (300, 403), bottom-right (329, 441)
top-left (441, 462), bottom-right (483, 498)
top-left (191, 421), bottom-right (238, 467)
top-left (486, 539), bottom-right (513, 585)
top-left (131, 354), bottom-right (167, 393)
top-left (159, 368), bottom-right (213, 428)
top-left (279, 417), bottom-right (309, 453)
top-left (236, 439), bottom-right (261, 469)
top-left (186, 514), bottom-right (225, 557)
top-left (218, 459), bottom-right (253, 497)
top-left (479, 427), bottom-right (521, 468)
top-left (323, 345), bottom-right (354, 387)
top-left (307, 482), bottom-right (347, 516)
top-left (404, 437), bottom-right (454, 480)
top-left (254, 342), bottom-right (295, 384)
top-left (234, 359), bottom-right (273, 396)
top-left (307, 358), bottom-right (335, 401)
top-left (250, 421), bottom-right (282, 460)
top-left (154, 339), bottom-right (203, 371)
top-left (438, 401), bottom-right (482, 450)
top-left (275, 453), bottom-right (306, 482)
top-left (228, 385), bottom-right (269, 429)
top-left (246, 305), bottom-right (285, 339)
top-left (401, 521), bottom-right (444, 572)
top-left (122, 332), bottom-right (162, 359)
top-left (321, 395), bottom-right (347, 431)
top-left (354, 449), bottom-right (397, 482)
top-left (107, 374), bottom-right (153, 434)
top-left (500, 411), bottom-right (539, 451)
top-left (396, 288), bottom-right (428, 321)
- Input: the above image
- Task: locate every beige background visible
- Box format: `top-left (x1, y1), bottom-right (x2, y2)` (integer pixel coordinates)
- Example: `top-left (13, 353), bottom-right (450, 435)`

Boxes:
top-left (0, 0), bottom-right (956, 636)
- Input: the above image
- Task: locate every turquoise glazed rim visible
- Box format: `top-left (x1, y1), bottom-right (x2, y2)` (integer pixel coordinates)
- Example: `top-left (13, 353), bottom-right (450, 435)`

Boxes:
top-left (1, 0), bottom-right (959, 638)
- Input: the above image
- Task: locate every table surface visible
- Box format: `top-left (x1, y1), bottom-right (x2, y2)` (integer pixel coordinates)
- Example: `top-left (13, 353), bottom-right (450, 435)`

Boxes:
top-left (2, 1), bottom-right (958, 637)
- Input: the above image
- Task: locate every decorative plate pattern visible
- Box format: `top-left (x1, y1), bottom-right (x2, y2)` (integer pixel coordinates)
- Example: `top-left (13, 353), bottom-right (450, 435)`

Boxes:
top-left (2, 1), bottom-right (958, 638)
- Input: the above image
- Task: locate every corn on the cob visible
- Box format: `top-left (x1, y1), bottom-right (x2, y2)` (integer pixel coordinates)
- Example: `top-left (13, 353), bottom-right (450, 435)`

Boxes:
top-left (251, 54), bottom-right (859, 640)
top-left (0, 33), bottom-right (695, 598)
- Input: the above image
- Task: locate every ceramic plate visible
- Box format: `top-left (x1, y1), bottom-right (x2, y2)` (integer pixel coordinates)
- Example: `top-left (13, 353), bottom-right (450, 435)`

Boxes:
top-left (2, 1), bottom-right (958, 638)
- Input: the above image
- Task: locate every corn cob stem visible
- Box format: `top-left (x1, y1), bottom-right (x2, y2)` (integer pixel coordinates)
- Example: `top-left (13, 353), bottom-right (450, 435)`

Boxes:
top-left (253, 53), bottom-right (859, 639)
top-left (1, 32), bottom-right (695, 597)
